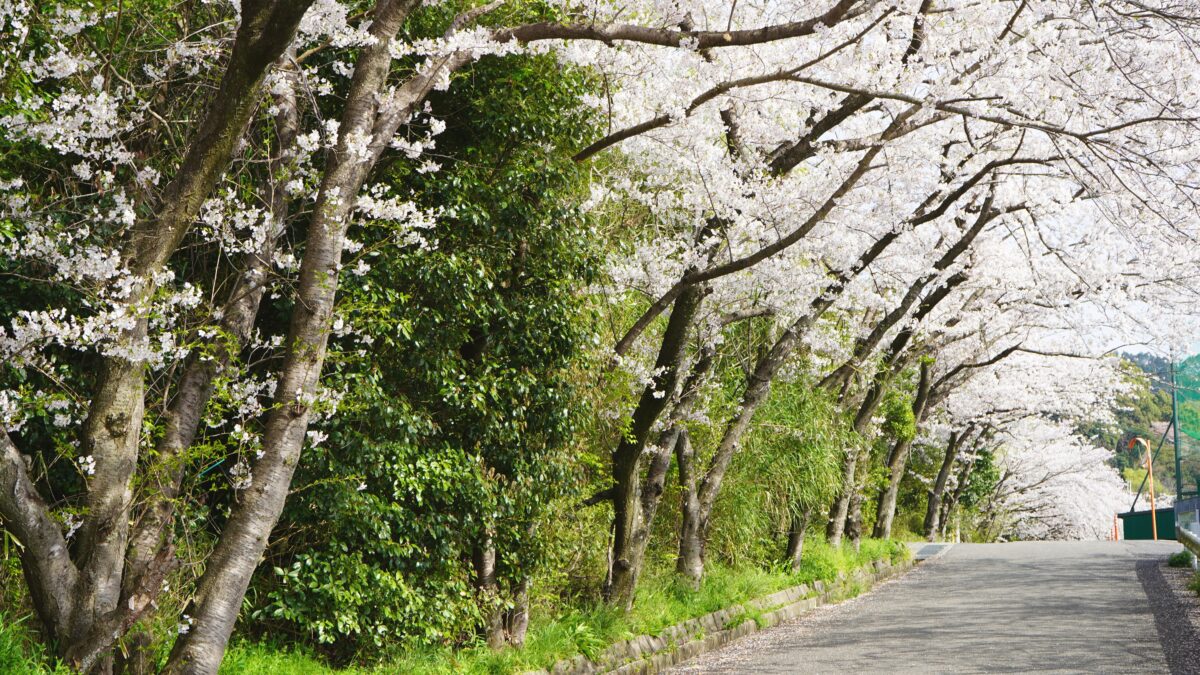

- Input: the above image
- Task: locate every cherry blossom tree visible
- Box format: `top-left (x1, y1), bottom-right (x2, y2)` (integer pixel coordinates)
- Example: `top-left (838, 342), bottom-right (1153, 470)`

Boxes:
top-left (4, 0), bottom-right (1200, 670)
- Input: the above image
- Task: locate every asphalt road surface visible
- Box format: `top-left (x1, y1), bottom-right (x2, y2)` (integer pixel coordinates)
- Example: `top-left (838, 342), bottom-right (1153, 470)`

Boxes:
top-left (671, 541), bottom-right (1197, 674)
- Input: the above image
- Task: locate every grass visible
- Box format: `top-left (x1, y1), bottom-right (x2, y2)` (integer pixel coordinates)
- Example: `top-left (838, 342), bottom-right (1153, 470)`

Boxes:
top-left (218, 537), bottom-right (908, 675)
top-left (0, 538), bottom-right (906, 674)
top-left (0, 611), bottom-right (69, 675)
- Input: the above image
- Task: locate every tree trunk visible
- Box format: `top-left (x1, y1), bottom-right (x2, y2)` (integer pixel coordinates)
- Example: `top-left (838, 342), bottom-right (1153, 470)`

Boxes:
top-left (872, 436), bottom-right (915, 540)
top-left (784, 507), bottom-right (812, 571)
top-left (826, 444), bottom-right (861, 548)
top-left (845, 453), bottom-right (870, 552)
top-left (824, 200), bottom-right (1001, 547)
top-left (0, 3), bottom-right (317, 670)
top-left (605, 284), bottom-right (706, 608)
top-left (873, 360), bottom-right (932, 539)
top-left (940, 449), bottom-right (979, 539)
top-left (924, 427), bottom-right (970, 540)
top-left (676, 430), bottom-right (704, 587)
top-left (472, 535), bottom-right (506, 649)
top-left (699, 217), bottom-right (914, 562)
top-left (162, 3), bottom-right (441, 670)
top-left (504, 577), bottom-right (531, 648)
top-left (830, 264), bottom-right (970, 547)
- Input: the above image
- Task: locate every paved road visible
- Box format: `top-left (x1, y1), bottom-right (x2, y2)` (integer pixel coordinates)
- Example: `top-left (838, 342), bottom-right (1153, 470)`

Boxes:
top-left (672, 541), bottom-right (1194, 674)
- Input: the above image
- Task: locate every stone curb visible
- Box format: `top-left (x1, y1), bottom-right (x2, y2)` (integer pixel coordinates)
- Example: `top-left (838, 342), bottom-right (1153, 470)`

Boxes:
top-left (527, 555), bottom-right (916, 675)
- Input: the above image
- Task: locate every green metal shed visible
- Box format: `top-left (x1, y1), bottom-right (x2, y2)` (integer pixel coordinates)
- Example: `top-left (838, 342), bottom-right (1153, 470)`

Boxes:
top-left (1118, 508), bottom-right (1176, 540)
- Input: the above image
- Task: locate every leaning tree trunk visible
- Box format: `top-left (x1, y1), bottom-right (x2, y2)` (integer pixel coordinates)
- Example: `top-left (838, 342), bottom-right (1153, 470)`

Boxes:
top-left (784, 507), bottom-right (813, 571)
top-left (940, 449), bottom-right (979, 539)
top-left (163, 1), bottom-right (463, 669)
top-left (611, 107), bottom-right (926, 588)
top-left (924, 427), bottom-right (970, 541)
top-left (701, 213), bottom-right (914, 560)
top-left (824, 197), bottom-right (998, 547)
top-left (829, 269), bottom-right (970, 545)
top-left (605, 284), bottom-right (706, 608)
top-left (827, 387), bottom-right (882, 547)
top-left (873, 360), bottom-right (932, 539)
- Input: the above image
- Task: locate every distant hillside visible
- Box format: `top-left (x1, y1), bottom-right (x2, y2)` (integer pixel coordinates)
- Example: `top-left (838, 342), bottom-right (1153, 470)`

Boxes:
top-left (1120, 352), bottom-right (1171, 392)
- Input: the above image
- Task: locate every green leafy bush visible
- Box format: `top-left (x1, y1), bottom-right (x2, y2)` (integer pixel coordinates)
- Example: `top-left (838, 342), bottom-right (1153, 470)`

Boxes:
top-left (1169, 550), bottom-right (1194, 568)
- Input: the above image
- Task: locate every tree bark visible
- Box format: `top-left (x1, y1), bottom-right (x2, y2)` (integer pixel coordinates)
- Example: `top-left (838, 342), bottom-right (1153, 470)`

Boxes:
top-left (690, 174), bottom-right (921, 566)
top-left (828, 265), bottom-right (972, 547)
top-left (845, 452), bottom-right (870, 552)
top-left (499, 0), bottom-right (862, 50)
top-left (505, 577), bottom-right (531, 648)
top-left (125, 46), bottom-right (301, 610)
top-left (675, 430), bottom-right (703, 587)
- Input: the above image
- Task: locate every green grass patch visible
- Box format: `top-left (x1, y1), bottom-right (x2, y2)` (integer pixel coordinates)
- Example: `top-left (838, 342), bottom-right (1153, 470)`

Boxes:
top-left (1189, 571), bottom-right (1200, 596)
top-left (221, 538), bottom-right (907, 674)
top-left (0, 610), bottom-right (69, 675)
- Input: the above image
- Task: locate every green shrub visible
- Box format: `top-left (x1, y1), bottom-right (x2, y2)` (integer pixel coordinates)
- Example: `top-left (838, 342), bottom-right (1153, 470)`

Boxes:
top-left (1169, 550), bottom-right (1194, 568)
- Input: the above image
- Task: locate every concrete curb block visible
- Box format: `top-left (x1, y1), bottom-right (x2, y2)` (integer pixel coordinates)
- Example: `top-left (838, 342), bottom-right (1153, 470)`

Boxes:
top-left (527, 555), bottom-right (916, 675)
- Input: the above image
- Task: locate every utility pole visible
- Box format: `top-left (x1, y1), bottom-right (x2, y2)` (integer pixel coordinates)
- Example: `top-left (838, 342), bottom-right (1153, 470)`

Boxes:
top-left (1174, 358), bottom-right (1183, 500)
top-left (1130, 437), bottom-right (1158, 540)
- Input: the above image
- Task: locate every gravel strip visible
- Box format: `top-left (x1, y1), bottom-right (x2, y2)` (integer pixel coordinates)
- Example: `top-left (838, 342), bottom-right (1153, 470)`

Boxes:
top-left (1139, 559), bottom-right (1200, 675)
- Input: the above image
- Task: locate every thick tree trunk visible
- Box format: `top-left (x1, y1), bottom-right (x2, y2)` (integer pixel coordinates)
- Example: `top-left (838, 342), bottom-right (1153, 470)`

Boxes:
top-left (0, 3), bottom-right (317, 670)
top-left (873, 360), bottom-right (932, 539)
top-left (784, 507), bottom-right (812, 571)
top-left (924, 428), bottom-right (970, 540)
